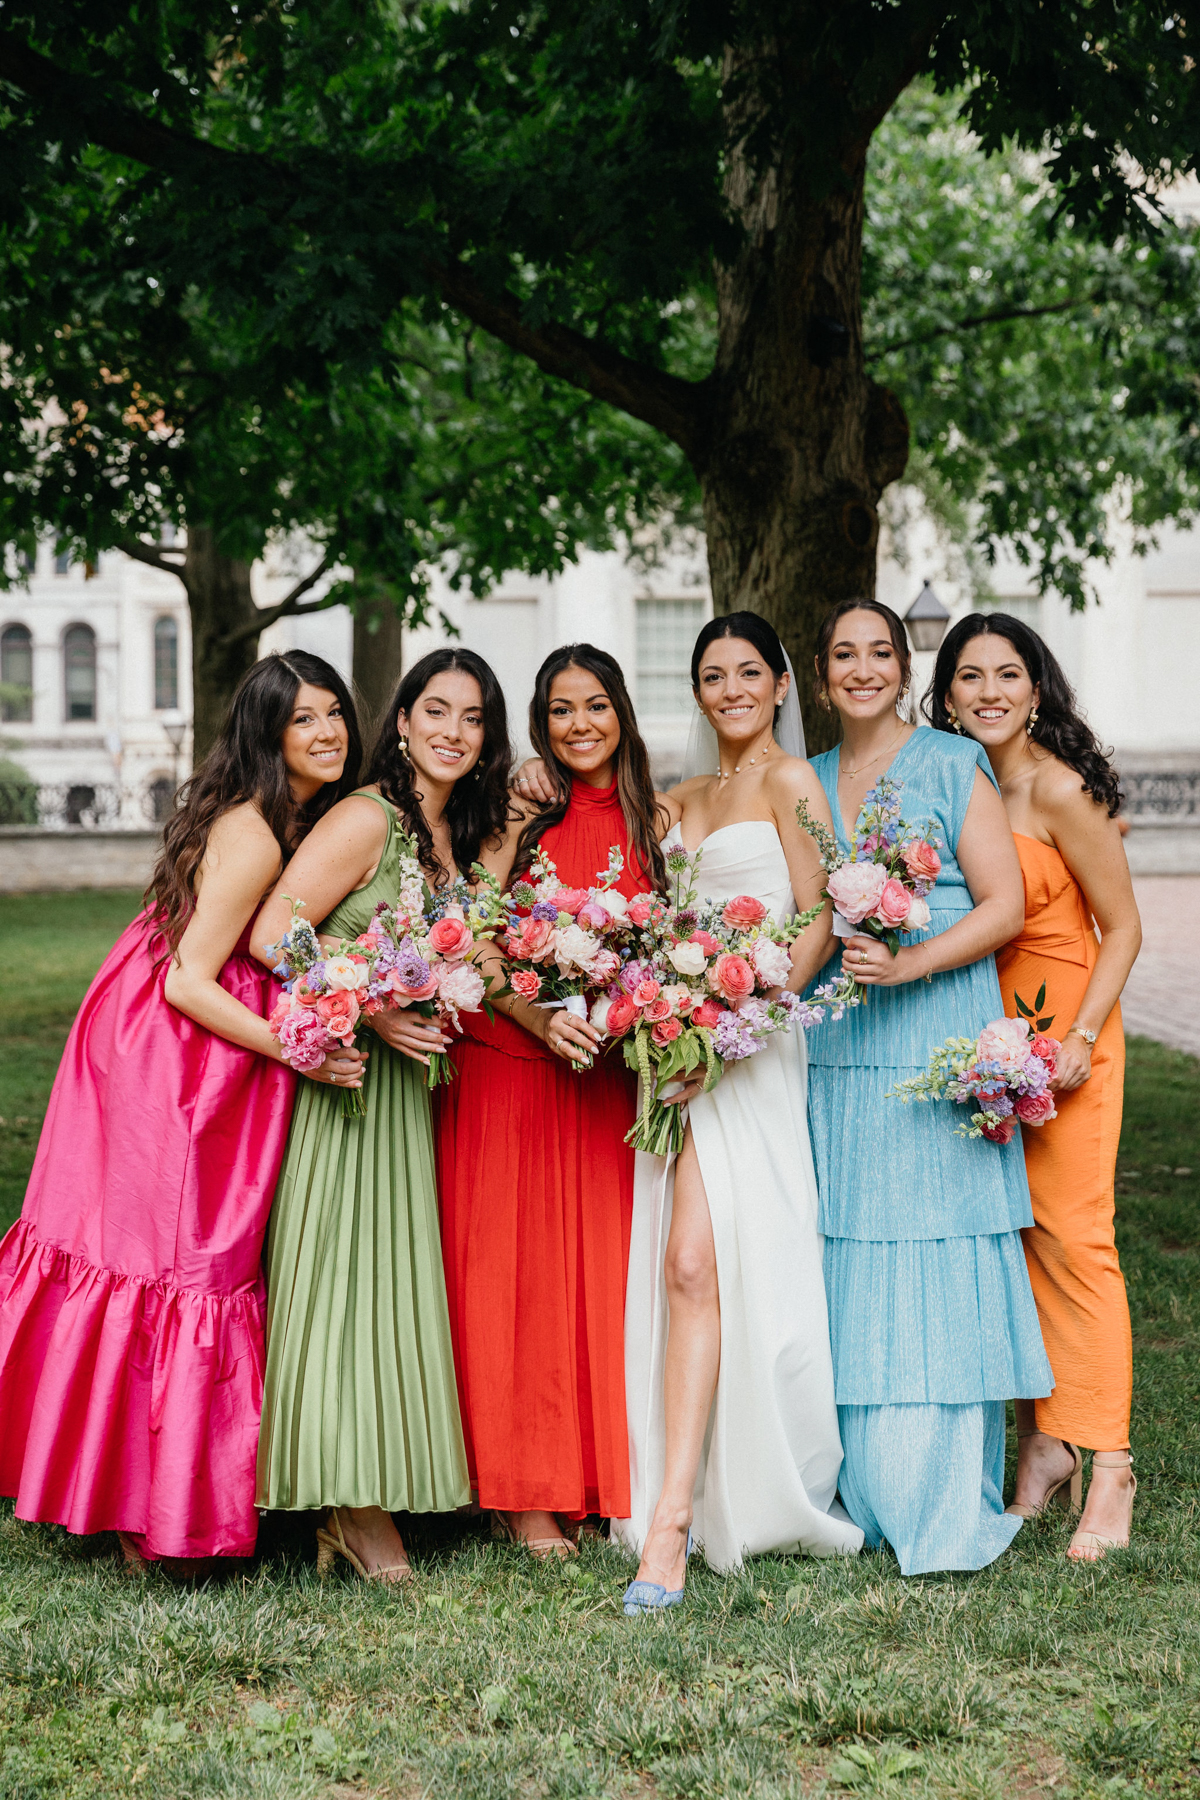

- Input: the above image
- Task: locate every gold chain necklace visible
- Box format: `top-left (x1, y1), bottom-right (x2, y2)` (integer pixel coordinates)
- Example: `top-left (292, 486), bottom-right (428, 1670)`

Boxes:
top-left (839, 726), bottom-right (908, 780)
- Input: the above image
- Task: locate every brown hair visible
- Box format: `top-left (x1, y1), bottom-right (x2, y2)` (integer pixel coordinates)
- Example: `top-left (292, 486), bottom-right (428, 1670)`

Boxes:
top-left (145, 650), bottom-right (362, 953)
top-left (514, 643), bottom-right (667, 892)
top-left (813, 598), bottom-right (912, 713)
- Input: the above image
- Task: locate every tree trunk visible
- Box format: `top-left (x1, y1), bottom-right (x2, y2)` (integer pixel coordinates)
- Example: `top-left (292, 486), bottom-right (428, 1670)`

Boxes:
top-left (701, 124), bottom-right (910, 753)
top-left (181, 527), bottom-right (262, 761)
top-left (352, 600), bottom-right (405, 744)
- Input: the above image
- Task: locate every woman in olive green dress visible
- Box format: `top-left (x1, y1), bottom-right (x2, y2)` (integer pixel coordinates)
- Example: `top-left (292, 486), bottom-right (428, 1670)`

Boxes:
top-left (252, 649), bottom-right (513, 1581)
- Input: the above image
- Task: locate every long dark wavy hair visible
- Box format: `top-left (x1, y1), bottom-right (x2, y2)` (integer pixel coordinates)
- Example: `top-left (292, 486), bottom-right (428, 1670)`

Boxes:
top-left (690, 610), bottom-right (789, 729)
top-left (813, 597), bottom-right (913, 718)
top-left (146, 650), bottom-right (363, 953)
top-left (365, 647), bottom-right (512, 885)
top-left (514, 643), bottom-right (667, 892)
top-left (923, 614), bottom-right (1122, 816)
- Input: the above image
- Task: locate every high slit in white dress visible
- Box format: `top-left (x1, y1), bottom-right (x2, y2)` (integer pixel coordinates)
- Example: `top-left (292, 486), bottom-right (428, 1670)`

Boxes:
top-left (611, 821), bottom-right (863, 1571)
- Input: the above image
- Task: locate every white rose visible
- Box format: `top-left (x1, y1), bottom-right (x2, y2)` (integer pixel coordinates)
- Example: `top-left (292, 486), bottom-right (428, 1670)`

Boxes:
top-left (669, 940), bottom-right (707, 977)
top-left (750, 936), bottom-right (792, 988)
top-left (323, 955), bottom-right (363, 991)
top-left (598, 889), bottom-right (629, 922)
top-left (590, 995), bottom-right (613, 1031)
top-left (902, 895), bottom-right (931, 931)
top-left (553, 923), bottom-right (600, 977)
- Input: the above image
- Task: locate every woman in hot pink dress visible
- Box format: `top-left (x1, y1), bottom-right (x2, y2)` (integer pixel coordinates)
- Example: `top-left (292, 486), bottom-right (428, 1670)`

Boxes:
top-left (0, 651), bottom-right (364, 1567)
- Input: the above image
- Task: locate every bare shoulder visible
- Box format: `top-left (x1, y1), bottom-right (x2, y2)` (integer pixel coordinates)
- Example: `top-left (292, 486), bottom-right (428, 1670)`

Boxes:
top-left (765, 753), bottom-right (825, 804)
top-left (1030, 753), bottom-right (1102, 827)
top-left (655, 789), bottom-right (683, 832)
top-left (305, 790), bottom-right (391, 845)
top-left (668, 773), bottom-right (708, 805)
top-left (205, 802), bottom-right (279, 867)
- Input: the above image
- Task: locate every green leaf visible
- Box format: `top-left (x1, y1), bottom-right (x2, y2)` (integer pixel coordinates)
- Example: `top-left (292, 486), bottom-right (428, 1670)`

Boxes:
top-left (1014, 992), bottom-right (1036, 1018)
top-left (1035, 982), bottom-right (1047, 1011)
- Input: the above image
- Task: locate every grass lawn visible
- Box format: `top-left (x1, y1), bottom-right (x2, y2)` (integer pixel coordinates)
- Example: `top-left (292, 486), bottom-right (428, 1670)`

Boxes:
top-left (0, 890), bottom-right (1198, 1798)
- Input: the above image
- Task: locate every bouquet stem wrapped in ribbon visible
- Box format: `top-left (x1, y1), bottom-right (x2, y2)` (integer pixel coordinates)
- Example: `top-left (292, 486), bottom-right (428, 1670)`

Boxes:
top-left (795, 774), bottom-right (942, 1018)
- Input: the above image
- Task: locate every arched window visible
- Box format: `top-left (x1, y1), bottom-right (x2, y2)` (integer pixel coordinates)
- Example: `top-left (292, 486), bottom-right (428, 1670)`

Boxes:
top-left (63, 623), bottom-right (97, 721)
top-left (154, 616), bottom-right (179, 711)
top-left (1, 624), bottom-right (33, 722)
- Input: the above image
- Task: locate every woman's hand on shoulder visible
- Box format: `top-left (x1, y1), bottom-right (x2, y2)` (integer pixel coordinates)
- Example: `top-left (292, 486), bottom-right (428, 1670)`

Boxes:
top-left (512, 757), bottom-right (558, 807)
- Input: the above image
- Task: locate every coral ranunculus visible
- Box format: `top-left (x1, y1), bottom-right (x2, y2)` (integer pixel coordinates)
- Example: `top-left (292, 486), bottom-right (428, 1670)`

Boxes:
top-left (508, 916), bottom-right (555, 962)
top-left (690, 997), bottom-right (723, 1029)
top-left (605, 994), bottom-right (638, 1036)
top-left (627, 900), bottom-right (653, 927)
top-left (632, 978), bottom-right (661, 1008)
top-left (722, 894), bottom-right (768, 930)
top-left (710, 953), bottom-right (756, 1003)
top-left (651, 1016), bottom-right (684, 1046)
top-left (428, 914), bottom-right (475, 960)
top-left (643, 996), bottom-right (673, 1022)
top-left (510, 968), bottom-right (542, 1001)
top-left (1015, 1089), bottom-right (1057, 1126)
top-left (689, 929), bottom-right (720, 955)
top-left (901, 839), bottom-right (942, 883)
top-left (316, 991), bottom-right (360, 1038)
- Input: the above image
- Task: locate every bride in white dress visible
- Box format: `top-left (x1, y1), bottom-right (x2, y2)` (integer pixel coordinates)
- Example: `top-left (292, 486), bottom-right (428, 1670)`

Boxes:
top-left (612, 613), bottom-right (863, 1606)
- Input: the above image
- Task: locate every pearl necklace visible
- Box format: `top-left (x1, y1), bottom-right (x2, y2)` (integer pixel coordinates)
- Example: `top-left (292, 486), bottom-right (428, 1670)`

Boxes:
top-left (719, 737), bottom-right (773, 779)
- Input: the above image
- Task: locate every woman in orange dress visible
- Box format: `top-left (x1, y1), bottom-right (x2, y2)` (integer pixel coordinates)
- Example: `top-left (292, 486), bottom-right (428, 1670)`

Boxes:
top-left (434, 644), bottom-right (669, 1556)
top-left (929, 614), bottom-right (1142, 1559)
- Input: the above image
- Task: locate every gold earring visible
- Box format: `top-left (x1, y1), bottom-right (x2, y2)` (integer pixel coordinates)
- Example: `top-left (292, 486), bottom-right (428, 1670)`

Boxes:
top-left (1026, 707), bottom-right (1039, 736)
top-left (946, 704), bottom-right (964, 735)
top-left (818, 688), bottom-right (832, 714)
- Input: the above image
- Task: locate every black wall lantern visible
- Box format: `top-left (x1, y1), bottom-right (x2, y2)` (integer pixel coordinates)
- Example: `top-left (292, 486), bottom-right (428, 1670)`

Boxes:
top-left (904, 580), bottom-right (950, 653)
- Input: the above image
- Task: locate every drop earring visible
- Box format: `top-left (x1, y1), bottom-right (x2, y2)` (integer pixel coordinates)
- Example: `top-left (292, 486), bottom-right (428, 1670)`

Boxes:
top-left (1026, 707), bottom-right (1039, 737)
top-left (398, 735), bottom-right (410, 760)
top-left (818, 688), bottom-right (832, 714)
top-left (946, 704), bottom-right (964, 735)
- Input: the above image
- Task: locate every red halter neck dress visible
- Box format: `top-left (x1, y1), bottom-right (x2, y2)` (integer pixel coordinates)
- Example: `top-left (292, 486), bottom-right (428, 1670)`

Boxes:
top-left (434, 777), bottom-right (647, 1518)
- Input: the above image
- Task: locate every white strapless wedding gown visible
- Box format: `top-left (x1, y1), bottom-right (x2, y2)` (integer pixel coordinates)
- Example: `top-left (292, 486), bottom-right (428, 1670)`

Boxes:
top-left (612, 822), bottom-right (863, 1570)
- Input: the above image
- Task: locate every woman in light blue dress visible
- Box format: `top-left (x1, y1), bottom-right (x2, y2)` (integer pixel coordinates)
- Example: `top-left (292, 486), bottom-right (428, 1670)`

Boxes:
top-left (805, 599), bottom-right (1051, 1575)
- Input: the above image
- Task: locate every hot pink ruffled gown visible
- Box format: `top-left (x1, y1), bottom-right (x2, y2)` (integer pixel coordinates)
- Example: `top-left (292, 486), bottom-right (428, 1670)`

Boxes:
top-left (0, 913), bottom-right (295, 1559)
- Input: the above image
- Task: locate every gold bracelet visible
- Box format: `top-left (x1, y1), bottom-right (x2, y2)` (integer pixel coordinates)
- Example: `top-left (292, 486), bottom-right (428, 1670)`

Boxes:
top-left (923, 942), bottom-right (934, 984)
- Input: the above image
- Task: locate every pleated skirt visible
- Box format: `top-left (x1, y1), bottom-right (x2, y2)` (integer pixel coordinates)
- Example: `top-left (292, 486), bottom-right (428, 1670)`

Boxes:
top-left (256, 1043), bottom-right (470, 1513)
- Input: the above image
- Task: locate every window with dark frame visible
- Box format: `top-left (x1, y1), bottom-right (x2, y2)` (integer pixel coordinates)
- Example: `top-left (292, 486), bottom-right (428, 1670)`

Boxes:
top-left (154, 616), bottom-right (179, 711)
top-left (64, 623), bottom-right (97, 721)
top-left (1, 624), bottom-right (33, 722)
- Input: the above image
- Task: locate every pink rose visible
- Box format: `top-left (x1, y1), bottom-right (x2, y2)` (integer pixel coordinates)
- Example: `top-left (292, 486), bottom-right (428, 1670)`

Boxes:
top-left (826, 860), bottom-right (888, 925)
top-left (354, 931), bottom-right (380, 950)
top-left (709, 953), bottom-right (756, 1003)
top-left (510, 968), bottom-right (542, 1001)
top-left (1030, 1033), bottom-right (1060, 1065)
top-left (628, 901), bottom-right (653, 927)
top-left (977, 1016), bottom-right (1033, 1072)
top-left (689, 929), bottom-right (720, 955)
top-left (508, 917), bottom-right (555, 962)
top-left (606, 994), bottom-right (638, 1036)
top-left (268, 995), bottom-right (294, 1032)
top-left (277, 1007), bottom-right (331, 1073)
top-left (644, 996), bottom-right (673, 1022)
top-left (722, 894), bottom-right (768, 930)
top-left (981, 1117), bottom-right (1016, 1145)
top-left (552, 887), bottom-right (589, 916)
top-left (651, 1016), bottom-right (683, 1047)
top-left (316, 991), bottom-right (360, 1040)
top-left (633, 978), bottom-right (661, 1008)
top-left (690, 996), bottom-right (723, 1029)
top-left (1015, 1090), bottom-right (1057, 1126)
top-left (902, 840), bottom-right (942, 884)
top-left (590, 947), bottom-right (621, 983)
top-left (577, 901), bottom-right (611, 931)
top-left (875, 878), bottom-right (913, 929)
top-left (428, 914), bottom-right (475, 961)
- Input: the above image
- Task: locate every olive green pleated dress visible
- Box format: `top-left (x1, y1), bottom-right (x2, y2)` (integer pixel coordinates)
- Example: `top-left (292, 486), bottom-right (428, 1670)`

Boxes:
top-left (256, 792), bottom-right (470, 1513)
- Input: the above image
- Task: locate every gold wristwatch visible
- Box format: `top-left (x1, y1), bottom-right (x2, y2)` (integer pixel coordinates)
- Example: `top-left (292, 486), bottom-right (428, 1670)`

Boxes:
top-left (1067, 1024), bottom-right (1097, 1047)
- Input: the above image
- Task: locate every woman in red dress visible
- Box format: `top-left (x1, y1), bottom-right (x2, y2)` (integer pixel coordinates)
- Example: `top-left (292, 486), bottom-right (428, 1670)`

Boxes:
top-left (435, 644), bottom-right (669, 1556)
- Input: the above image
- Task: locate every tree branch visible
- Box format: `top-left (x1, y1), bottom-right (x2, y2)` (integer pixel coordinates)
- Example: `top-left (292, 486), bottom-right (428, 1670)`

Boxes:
top-left (219, 553), bottom-right (336, 646)
top-left (118, 536), bottom-right (186, 576)
top-left (866, 294), bottom-right (1101, 362)
top-left (0, 28), bottom-right (710, 461)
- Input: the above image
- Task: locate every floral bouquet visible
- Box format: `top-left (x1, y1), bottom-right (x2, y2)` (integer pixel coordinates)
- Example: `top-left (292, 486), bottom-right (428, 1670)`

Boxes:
top-left (592, 842), bottom-right (823, 1155)
top-left (887, 1014), bottom-right (1060, 1143)
top-left (796, 774), bottom-right (942, 1009)
top-left (265, 849), bottom-right (507, 1110)
top-left (500, 845), bottom-right (639, 1070)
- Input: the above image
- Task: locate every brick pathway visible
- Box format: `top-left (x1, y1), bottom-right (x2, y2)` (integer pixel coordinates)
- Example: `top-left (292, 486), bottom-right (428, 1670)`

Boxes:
top-left (1120, 877), bottom-right (1200, 1058)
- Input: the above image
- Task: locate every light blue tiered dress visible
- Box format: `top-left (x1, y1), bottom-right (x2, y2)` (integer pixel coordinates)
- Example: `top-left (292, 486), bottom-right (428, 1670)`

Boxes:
top-left (806, 730), bottom-right (1051, 1576)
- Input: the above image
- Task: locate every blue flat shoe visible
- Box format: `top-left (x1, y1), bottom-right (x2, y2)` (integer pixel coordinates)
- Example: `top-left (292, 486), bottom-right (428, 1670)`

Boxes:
top-left (622, 1530), bottom-right (693, 1617)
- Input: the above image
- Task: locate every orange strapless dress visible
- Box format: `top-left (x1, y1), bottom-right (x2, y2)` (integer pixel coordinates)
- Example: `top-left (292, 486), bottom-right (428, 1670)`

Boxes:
top-left (995, 834), bottom-right (1132, 1449)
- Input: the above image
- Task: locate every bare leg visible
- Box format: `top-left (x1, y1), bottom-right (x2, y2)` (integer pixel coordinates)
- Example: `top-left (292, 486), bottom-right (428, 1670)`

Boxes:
top-left (1070, 1451), bottom-right (1135, 1557)
top-left (635, 1125), bottom-right (719, 1594)
top-left (1010, 1399), bottom-right (1078, 1510)
top-left (332, 1505), bottom-right (411, 1578)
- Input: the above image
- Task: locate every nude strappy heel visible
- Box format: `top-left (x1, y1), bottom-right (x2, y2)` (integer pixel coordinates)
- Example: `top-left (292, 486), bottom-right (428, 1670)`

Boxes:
top-left (1067, 1452), bottom-right (1136, 1561)
top-left (1005, 1432), bottom-right (1083, 1519)
top-left (315, 1508), bottom-right (413, 1584)
top-left (492, 1511), bottom-right (577, 1559)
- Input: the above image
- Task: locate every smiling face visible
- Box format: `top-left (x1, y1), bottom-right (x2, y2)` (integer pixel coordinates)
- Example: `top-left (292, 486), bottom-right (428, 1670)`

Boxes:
top-left (280, 683), bottom-right (350, 800)
top-left (546, 664), bottom-right (621, 786)
top-left (695, 634), bottom-right (787, 752)
top-left (398, 669), bottom-right (486, 787)
top-left (821, 608), bottom-right (906, 725)
top-left (947, 633), bottom-right (1039, 751)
